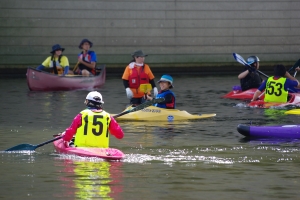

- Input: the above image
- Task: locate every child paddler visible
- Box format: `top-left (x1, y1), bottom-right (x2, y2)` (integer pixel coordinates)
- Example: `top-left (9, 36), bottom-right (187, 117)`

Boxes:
top-left (37, 44), bottom-right (70, 76)
top-left (74, 39), bottom-right (97, 76)
top-left (62, 91), bottom-right (124, 148)
top-left (251, 65), bottom-right (300, 103)
top-left (147, 75), bottom-right (175, 109)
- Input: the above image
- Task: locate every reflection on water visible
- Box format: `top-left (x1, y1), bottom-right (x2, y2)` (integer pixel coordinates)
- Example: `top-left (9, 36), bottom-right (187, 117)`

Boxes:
top-left (54, 156), bottom-right (123, 199)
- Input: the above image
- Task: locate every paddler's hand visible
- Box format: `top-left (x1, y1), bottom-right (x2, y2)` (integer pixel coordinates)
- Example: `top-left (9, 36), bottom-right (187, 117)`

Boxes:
top-left (146, 94), bottom-right (153, 100)
top-left (247, 67), bottom-right (255, 73)
top-left (153, 87), bottom-right (158, 98)
top-left (125, 88), bottom-right (133, 99)
top-left (63, 140), bottom-right (69, 148)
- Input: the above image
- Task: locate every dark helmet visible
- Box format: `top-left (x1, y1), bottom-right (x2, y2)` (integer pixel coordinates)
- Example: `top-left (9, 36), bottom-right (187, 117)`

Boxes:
top-left (274, 65), bottom-right (286, 77)
top-left (247, 56), bottom-right (260, 65)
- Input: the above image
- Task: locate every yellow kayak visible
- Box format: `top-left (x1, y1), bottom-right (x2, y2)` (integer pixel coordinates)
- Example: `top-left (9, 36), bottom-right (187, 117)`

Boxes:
top-left (285, 109), bottom-right (300, 115)
top-left (113, 106), bottom-right (216, 121)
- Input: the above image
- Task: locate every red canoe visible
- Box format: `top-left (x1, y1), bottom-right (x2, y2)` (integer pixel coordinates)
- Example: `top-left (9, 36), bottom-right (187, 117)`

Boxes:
top-left (26, 65), bottom-right (106, 91)
top-left (248, 93), bottom-right (300, 108)
top-left (53, 137), bottom-right (125, 160)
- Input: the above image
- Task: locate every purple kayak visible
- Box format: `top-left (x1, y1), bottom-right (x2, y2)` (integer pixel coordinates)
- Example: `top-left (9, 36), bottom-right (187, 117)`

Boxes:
top-left (237, 124), bottom-right (300, 139)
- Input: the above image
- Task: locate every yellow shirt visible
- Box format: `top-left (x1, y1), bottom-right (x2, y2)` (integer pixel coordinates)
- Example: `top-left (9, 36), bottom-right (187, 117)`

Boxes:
top-left (42, 56), bottom-right (69, 68)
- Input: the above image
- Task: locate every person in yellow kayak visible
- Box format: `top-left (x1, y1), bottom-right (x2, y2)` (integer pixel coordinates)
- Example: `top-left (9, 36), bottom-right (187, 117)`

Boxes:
top-left (122, 50), bottom-right (158, 106)
top-left (251, 65), bottom-right (300, 102)
top-left (147, 75), bottom-right (175, 109)
top-left (37, 44), bottom-right (70, 75)
top-left (62, 91), bottom-right (124, 148)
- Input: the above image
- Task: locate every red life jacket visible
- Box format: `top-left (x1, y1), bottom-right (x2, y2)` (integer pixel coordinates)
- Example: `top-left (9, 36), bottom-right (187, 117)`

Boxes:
top-left (128, 65), bottom-right (150, 89)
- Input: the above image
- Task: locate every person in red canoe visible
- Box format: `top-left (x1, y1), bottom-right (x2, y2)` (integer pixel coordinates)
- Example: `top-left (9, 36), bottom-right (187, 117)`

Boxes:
top-left (238, 56), bottom-right (263, 91)
top-left (146, 75), bottom-right (175, 109)
top-left (251, 65), bottom-right (300, 102)
top-left (73, 39), bottom-right (97, 76)
top-left (62, 91), bottom-right (124, 148)
top-left (37, 44), bottom-right (70, 76)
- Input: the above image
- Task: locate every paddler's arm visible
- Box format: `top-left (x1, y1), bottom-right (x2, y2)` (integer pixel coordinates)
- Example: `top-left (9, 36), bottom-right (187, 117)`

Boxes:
top-left (285, 71), bottom-right (299, 82)
top-left (78, 57), bottom-right (96, 70)
top-left (36, 65), bottom-right (45, 71)
top-left (122, 79), bottom-right (133, 99)
top-left (251, 81), bottom-right (266, 101)
top-left (149, 79), bottom-right (158, 97)
top-left (122, 79), bottom-right (129, 89)
top-left (63, 114), bottom-right (82, 142)
top-left (109, 116), bottom-right (124, 139)
top-left (63, 66), bottom-right (69, 76)
top-left (238, 69), bottom-right (250, 79)
top-left (251, 90), bottom-right (262, 102)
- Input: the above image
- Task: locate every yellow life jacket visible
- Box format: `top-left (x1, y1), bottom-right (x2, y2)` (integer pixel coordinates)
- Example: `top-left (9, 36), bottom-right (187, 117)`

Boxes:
top-left (264, 76), bottom-right (288, 103)
top-left (75, 109), bottom-right (111, 148)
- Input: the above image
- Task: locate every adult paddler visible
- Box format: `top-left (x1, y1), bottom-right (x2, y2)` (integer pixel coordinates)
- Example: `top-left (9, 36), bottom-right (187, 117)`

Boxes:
top-left (251, 65), bottom-right (300, 102)
top-left (122, 50), bottom-right (158, 106)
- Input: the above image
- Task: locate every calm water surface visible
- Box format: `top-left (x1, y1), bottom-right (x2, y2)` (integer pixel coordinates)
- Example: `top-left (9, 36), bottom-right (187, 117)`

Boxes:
top-left (1, 75), bottom-right (300, 200)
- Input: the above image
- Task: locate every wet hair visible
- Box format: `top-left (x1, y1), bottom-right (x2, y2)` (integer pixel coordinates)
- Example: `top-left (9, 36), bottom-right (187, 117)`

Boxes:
top-left (274, 64), bottom-right (286, 77)
top-left (86, 100), bottom-right (103, 109)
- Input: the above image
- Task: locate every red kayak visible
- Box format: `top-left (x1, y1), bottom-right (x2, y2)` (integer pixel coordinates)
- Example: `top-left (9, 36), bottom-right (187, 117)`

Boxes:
top-left (26, 65), bottom-right (106, 91)
top-left (248, 93), bottom-right (300, 108)
top-left (222, 86), bottom-right (264, 100)
top-left (53, 137), bottom-right (124, 160)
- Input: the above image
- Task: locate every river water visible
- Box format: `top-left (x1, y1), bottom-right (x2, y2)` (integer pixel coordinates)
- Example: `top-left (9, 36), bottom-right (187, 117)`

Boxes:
top-left (1, 75), bottom-right (300, 200)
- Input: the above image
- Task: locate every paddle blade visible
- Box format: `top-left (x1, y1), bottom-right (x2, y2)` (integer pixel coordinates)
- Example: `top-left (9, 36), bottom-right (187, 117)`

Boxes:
top-left (5, 144), bottom-right (37, 151)
top-left (139, 84), bottom-right (152, 93)
top-left (4, 136), bottom-right (63, 152)
top-left (233, 53), bottom-right (250, 67)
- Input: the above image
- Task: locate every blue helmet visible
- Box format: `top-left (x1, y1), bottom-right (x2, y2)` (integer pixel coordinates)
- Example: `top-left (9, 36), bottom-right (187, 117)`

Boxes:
top-left (157, 75), bottom-right (174, 88)
top-left (247, 56), bottom-right (260, 65)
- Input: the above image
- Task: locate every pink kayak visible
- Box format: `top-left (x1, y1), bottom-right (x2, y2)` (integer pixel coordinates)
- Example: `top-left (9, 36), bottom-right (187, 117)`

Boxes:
top-left (53, 137), bottom-right (124, 160)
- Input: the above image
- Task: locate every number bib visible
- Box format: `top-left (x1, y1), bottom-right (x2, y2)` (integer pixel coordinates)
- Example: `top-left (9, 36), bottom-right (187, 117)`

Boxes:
top-left (264, 76), bottom-right (288, 103)
top-left (75, 109), bottom-right (111, 147)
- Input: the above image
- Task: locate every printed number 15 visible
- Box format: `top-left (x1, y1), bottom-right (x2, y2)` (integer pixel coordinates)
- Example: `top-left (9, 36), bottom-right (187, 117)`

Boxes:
top-left (84, 115), bottom-right (103, 136)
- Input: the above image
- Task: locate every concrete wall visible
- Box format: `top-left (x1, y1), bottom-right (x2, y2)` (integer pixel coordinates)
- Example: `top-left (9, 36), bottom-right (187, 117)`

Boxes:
top-left (0, 0), bottom-right (300, 72)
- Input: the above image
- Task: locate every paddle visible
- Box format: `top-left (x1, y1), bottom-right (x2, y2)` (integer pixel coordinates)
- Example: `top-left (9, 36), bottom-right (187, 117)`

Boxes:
top-left (288, 59), bottom-right (300, 74)
top-left (139, 83), bottom-right (152, 99)
top-left (72, 62), bottom-right (80, 74)
top-left (4, 97), bottom-right (165, 152)
top-left (233, 53), bottom-right (269, 78)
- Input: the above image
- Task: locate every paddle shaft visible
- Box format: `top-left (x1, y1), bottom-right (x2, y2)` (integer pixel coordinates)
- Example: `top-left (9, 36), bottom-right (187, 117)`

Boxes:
top-left (36, 136), bottom-right (63, 148)
top-left (233, 53), bottom-right (269, 78)
top-left (73, 62), bottom-right (80, 72)
top-left (288, 59), bottom-right (300, 73)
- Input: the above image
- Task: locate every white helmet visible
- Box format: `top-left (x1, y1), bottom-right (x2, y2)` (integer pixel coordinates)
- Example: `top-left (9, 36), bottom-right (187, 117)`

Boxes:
top-left (86, 91), bottom-right (104, 104)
